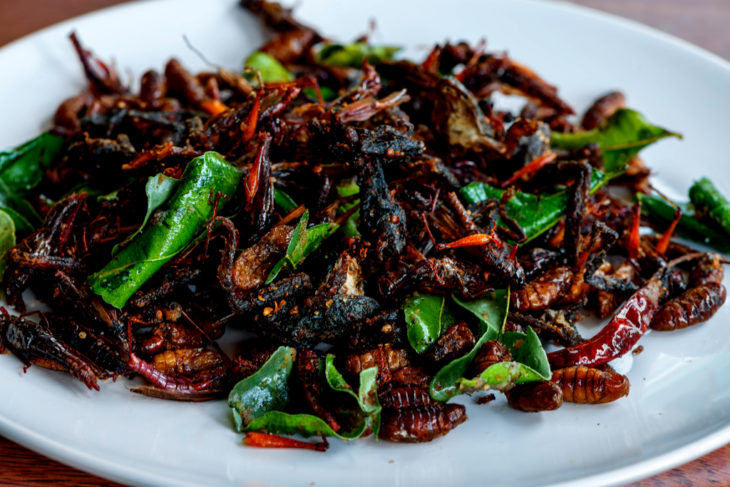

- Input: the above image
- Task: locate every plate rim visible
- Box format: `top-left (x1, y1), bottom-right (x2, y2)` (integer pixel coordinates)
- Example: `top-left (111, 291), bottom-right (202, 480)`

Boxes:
top-left (1, 1), bottom-right (729, 486)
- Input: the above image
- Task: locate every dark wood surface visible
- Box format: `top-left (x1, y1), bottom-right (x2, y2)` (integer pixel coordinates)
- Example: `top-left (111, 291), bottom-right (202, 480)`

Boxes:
top-left (0, 1), bottom-right (729, 486)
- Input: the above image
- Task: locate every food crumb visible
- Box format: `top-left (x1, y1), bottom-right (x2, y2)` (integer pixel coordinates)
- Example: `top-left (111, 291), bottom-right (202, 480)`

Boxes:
top-left (388, 459), bottom-right (394, 464)
top-left (632, 345), bottom-right (644, 355)
top-left (476, 393), bottom-right (496, 405)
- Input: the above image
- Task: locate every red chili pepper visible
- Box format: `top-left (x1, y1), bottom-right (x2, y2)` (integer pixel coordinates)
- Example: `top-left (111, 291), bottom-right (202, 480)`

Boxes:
top-left (241, 92), bottom-right (261, 143)
top-left (243, 432), bottom-right (329, 451)
top-left (546, 277), bottom-right (664, 368)
top-left (244, 134), bottom-right (271, 204)
top-left (201, 99), bottom-right (229, 117)
top-left (655, 205), bottom-right (682, 256)
top-left (502, 152), bottom-right (557, 188)
top-left (437, 233), bottom-right (493, 250)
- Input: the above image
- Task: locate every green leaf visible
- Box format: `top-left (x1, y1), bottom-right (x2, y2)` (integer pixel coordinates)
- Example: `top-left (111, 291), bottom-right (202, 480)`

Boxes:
top-left (324, 354), bottom-right (381, 436)
top-left (689, 177), bottom-right (730, 238)
top-left (228, 346), bottom-right (295, 431)
top-left (265, 211), bottom-right (339, 284)
top-left (231, 350), bottom-right (378, 440)
top-left (551, 108), bottom-right (681, 174)
top-left (273, 187), bottom-right (298, 213)
top-left (293, 222), bottom-right (339, 261)
top-left (336, 180), bottom-right (361, 236)
top-left (501, 327), bottom-right (551, 379)
top-left (452, 293), bottom-right (507, 337)
top-left (637, 193), bottom-right (730, 253)
top-left (88, 152), bottom-right (241, 308)
top-left (303, 86), bottom-right (338, 102)
top-left (244, 410), bottom-right (369, 440)
top-left (459, 170), bottom-right (605, 242)
top-left (314, 42), bottom-right (401, 68)
top-left (0, 132), bottom-right (63, 236)
top-left (429, 289), bottom-right (509, 402)
top-left (0, 189), bottom-right (38, 236)
top-left (244, 51), bottom-right (294, 84)
top-left (112, 173), bottom-right (180, 255)
top-left (324, 355), bottom-right (380, 415)
top-left (454, 327), bottom-right (551, 395)
top-left (0, 208), bottom-right (16, 281)
top-left (341, 207), bottom-right (361, 237)
top-left (336, 180), bottom-right (360, 198)
top-left (0, 132), bottom-right (63, 193)
top-left (403, 293), bottom-right (457, 354)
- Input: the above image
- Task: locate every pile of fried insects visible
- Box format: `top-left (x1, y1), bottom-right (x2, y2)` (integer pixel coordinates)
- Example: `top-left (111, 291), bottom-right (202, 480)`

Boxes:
top-left (1, 0), bottom-right (729, 450)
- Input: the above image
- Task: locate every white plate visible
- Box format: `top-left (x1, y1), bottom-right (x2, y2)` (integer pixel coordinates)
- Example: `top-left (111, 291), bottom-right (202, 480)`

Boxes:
top-left (2, 1), bottom-right (730, 486)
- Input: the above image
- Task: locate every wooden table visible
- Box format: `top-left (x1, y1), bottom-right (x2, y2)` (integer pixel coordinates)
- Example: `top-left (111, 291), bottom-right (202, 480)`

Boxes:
top-left (1, 1), bottom-right (729, 485)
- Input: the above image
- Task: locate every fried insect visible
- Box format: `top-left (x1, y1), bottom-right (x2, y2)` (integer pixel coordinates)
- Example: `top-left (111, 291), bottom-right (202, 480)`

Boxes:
top-left (510, 266), bottom-right (573, 311)
top-left (505, 381), bottom-right (563, 412)
top-left (423, 321), bottom-right (476, 365)
top-left (379, 404), bottom-right (467, 442)
top-left (0, 310), bottom-right (99, 390)
top-left (343, 344), bottom-right (409, 387)
top-left (651, 253), bottom-right (727, 330)
top-left (296, 348), bottom-right (340, 431)
top-left (379, 386), bottom-right (435, 409)
top-left (472, 340), bottom-right (512, 374)
top-left (551, 366), bottom-right (629, 404)
top-left (2, 0), bottom-right (726, 448)
top-left (581, 91), bottom-right (626, 130)
top-left (152, 348), bottom-right (225, 376)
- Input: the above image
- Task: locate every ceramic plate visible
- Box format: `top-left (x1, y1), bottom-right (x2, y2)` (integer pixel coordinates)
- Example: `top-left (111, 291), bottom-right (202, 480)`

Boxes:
top-left (1, 1), bottom-right (730, 486)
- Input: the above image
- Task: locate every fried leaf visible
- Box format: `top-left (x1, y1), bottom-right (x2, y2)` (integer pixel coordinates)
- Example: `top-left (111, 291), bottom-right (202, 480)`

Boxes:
top-left (244, 410), bottom-right (369, 440)
top-left (324, 354), bottom-right (381, 436)
top-left (342, 210), bottom-right (361, 237)
top-left (324, 355), bottom-right (380, 415)
top-left (0, 187), bottom-right (38, 236)
top-left (0, 209), bottom-right (16, 281)
top-left (336, 181), bottom-right (361, 237)
top-left (0, 132), bottom-right (63, 193)
top-left (452, 293), bottom-right (507, 337)
top-left (501, 327), bottom-right (551, 379)
top-left (403, 293), bottom-right (457, 354)
top-left (265, 211), bottom-right (339, 284)
top-left (230, 349), bottom-right (378, 440)
top-left (88, 152), bottom-right (241, 308)
top-left (336, 180), bottom-right (360, 198)
top-left (0, 132), bottom-right (63, 235)
top-left (244, 51), bottom-right (294, 84)
top-left (454, 327), bottom-right (551, 395)
top-left (459, 170), bottom-right (605, 242)
top-left (228, 346), bottom-right (296, 431)
top-left (273, 187), bottom-right (298, 213)
top-left (551, 108), bottom-right (681, 174)
top-left (429, 289), bottom-right (509, 402)
top-left (314, 42), bottom-right (401, 68)
top-left (112, 173), bottom-right (180, 255)
top-left (638, 193), bottom-right (730, 253)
